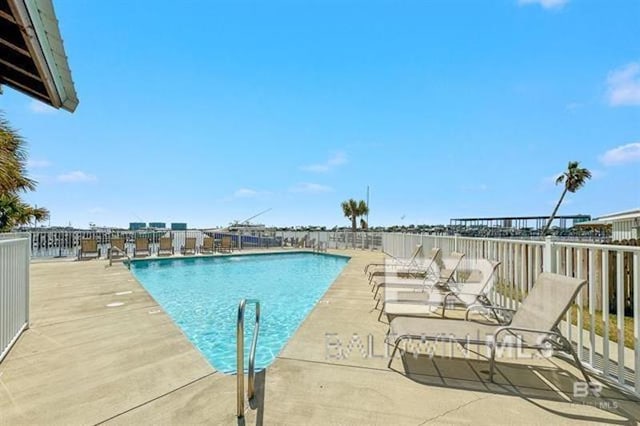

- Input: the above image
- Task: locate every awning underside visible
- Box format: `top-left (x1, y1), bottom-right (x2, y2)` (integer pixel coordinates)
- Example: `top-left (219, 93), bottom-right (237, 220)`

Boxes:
top-left (0, 0), bottom-right (78, 112)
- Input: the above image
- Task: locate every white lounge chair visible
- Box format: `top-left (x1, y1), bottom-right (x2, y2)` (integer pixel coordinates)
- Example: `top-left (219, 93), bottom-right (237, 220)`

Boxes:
top-left (387, 272), bottom-right (593, 387)
top-left (381, 259), bottom-right (501, 321)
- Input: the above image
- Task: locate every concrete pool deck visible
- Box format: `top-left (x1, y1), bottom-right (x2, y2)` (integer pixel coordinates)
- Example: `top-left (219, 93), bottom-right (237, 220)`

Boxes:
top-left (0, 250), bottom-right (638, 424)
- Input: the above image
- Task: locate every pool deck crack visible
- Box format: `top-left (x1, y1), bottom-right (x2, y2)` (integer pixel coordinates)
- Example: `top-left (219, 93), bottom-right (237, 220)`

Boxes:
top-left (93, 371), bottom-right (218, 425)
top-left (418, 395), bottom-right (489, 425)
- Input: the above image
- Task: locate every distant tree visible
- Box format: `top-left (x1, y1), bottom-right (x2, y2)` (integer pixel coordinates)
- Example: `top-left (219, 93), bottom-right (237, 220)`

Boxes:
top-left (542, 161), bottom-right (591, 235)
top-left (341, 198), bottom-right (369, 233)
top-left (360, 218), bottom-right (368, 230)
top-left (0, 113), bottom-right (49, 231)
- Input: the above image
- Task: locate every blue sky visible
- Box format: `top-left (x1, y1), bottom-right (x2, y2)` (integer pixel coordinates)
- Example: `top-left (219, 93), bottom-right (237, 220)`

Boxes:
top-left (1, 0), bottom-right (639, 228)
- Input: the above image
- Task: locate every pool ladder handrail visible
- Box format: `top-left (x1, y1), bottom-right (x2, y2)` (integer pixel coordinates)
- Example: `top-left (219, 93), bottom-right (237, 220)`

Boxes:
top-left (108, 246), bottom-right (132, 269)
top-left (237, 298), bottom-right (261, 418)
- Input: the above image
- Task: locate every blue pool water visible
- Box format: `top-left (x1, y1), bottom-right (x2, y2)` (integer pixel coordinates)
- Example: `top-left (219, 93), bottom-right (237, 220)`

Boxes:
top-left (131, 252), bottom-right (349, 373)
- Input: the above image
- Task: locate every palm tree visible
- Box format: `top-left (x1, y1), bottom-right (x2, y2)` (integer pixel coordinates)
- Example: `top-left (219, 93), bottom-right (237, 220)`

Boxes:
top-left (341, 198), bottom-right (369, 233)
top-left (542, 161), bottom-right (591, 235)
top-left (0, 193), bottom-right (49, 231)
top-left (0, 112), bottom-right (48, 231)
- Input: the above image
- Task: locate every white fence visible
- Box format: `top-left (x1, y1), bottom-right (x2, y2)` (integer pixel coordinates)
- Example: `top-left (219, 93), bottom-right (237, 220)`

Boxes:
top-left (24, 229), bottom-right (386, 258)
top-left (0, 233), bottom-right (30, 362)
top-left (381, 232), bottom-right (640, 396)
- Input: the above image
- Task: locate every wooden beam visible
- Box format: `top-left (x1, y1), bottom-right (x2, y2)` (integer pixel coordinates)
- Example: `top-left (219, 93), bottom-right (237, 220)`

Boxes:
top-left (1, 75), bottom-right (48, 101)
top-left (0, 57), bottom-right (42, 82)
top-left (0, 35), bottom-right (30, 57)
top-left (0, 9), bottom-right (17, 24)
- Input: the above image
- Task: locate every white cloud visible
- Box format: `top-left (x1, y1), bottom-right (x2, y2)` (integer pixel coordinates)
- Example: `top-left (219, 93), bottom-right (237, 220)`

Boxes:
top-left (234, 188), bottom-right (258, 198)
top-left (57, 171), bottom-right (97, 183)
top-left (26, 159), bottom-right (51, 169)
top-left (300, 151), bottom-right (347, 173)
top-left (517, 0), bottom-right (568, 10)
top-left (232, 188), bottom-right (272, 198)
top-left (28, 100), bottom-right (57, 114)
top-left (289, 182), bottom-right (333, 193)
top-left (606, 62), bottom-right (640, 106)
top-left (599, 142), bottom-right (640, 166)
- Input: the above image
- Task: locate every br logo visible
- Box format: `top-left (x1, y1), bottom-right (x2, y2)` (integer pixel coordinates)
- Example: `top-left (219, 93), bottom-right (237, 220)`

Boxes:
top-left (573, 381), bottom-right (602, 398)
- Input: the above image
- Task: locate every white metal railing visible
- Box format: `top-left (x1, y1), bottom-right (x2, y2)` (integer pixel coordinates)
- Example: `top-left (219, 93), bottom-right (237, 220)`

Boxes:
top-left (0, 235), bottom-right (30, 363)
top-left (381, 232), bottom-right (640, 396)
top-left (21, 229), bottom-right (386, 259)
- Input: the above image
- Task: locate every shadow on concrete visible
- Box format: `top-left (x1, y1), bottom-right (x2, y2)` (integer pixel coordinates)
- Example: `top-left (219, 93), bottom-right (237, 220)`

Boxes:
top-left (237, 369), bottom-right (266, 426)
top-left (391, 350), bottom-right (640, 424)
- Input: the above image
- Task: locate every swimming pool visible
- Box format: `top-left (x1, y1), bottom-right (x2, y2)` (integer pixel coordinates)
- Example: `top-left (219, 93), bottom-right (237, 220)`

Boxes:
top-left (130, 252), bottom-right (349, 373)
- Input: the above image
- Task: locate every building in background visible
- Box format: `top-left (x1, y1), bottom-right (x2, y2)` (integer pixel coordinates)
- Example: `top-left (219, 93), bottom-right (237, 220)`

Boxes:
top-left (129, 222), bottom-right (146, 231)
top-left (148, 222), bottom-right (167, 229)
top-left (171, 223), bottom-right (187, 231)
top-left (577, 209), bottom-right (640, 242)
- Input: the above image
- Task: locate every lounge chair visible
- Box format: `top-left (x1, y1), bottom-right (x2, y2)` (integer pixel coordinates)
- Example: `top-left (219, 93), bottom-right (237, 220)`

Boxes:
top-left (367, 246), bottom-right (436, 284)
top-left (372, 252), bottom-right (465, 299)
top-left (201, 237), bottom-right (214, 254)
top-left (134, 237), bottom-right (150, 257)
top-left (108, 237), bottom-right (126, 260)
top-left (78, 238), bottom-right (100, 260)
top-left (158, 237), bottom-right (174, 256)
top-left (219, 236), bottom-right (234, 253)
top-left (364, 244), bottom-right (424, 275)
top-left (387, 272), bottom-right (593, 387)
top-left (181, 237), bottom-right (197, 255)
top-left (381, 260), bottom-right (501, 320)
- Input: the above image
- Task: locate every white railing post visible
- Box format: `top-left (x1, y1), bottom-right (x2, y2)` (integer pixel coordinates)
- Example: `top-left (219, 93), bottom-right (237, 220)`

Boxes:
top-left (543, 236), bottom-right (555, 273)
top-left (454, 233), bottom-right (459, 252)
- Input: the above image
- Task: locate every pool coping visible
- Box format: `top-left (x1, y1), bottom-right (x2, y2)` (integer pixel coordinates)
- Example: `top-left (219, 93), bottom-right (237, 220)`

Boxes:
top-left (127, 249), bottom-right (351, 266)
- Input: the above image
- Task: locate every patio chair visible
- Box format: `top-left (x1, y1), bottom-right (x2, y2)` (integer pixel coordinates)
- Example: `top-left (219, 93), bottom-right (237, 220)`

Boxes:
top-left (158, 237), bottom-right (174, 256)
top-left (372, 252), bottom-right (465, 299)
top-left (78, 238), bottom-right (100, 260)
top-left (201, 237), bottom-right (214, 254)
top-left (181, 237), bottom-right (197, 255)
top-left (367, 246), bottom-right (435, 284)
top-left (219, 236), bottom-right (234, 253)
top-left (387, 272), bottom-right (593, 387)
top-left (381, 260), bottom-right (501, 320)
top-left (133, 237), bottom-right (150, 257)
top-left (108, 237), bottom-right (126, 260)
top-left (364, 244), bottom-right (424, 275)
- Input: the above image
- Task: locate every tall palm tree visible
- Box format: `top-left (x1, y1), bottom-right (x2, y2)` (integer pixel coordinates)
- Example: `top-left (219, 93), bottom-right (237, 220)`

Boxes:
top-left (341, 198), bottom-right (369, 233)
top-left (0, 112), bottom-right (48, 231)
top-left (543, 161), bottom-right (591, 235)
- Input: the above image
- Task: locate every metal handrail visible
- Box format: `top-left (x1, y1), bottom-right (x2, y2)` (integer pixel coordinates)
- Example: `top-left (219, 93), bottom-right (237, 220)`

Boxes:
top-left (108, 246), bottom-right (131, 269)
top-left (237, 298), bottom-right (261, 418)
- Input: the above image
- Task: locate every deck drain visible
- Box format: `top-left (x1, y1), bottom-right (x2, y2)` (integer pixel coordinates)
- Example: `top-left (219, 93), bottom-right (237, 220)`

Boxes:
top-left (148, 309), bottom-right (161, 314)
top-left (115, 291), bottom-right (133, 296)
top-left (106, 302), bottom-right (125, 307)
